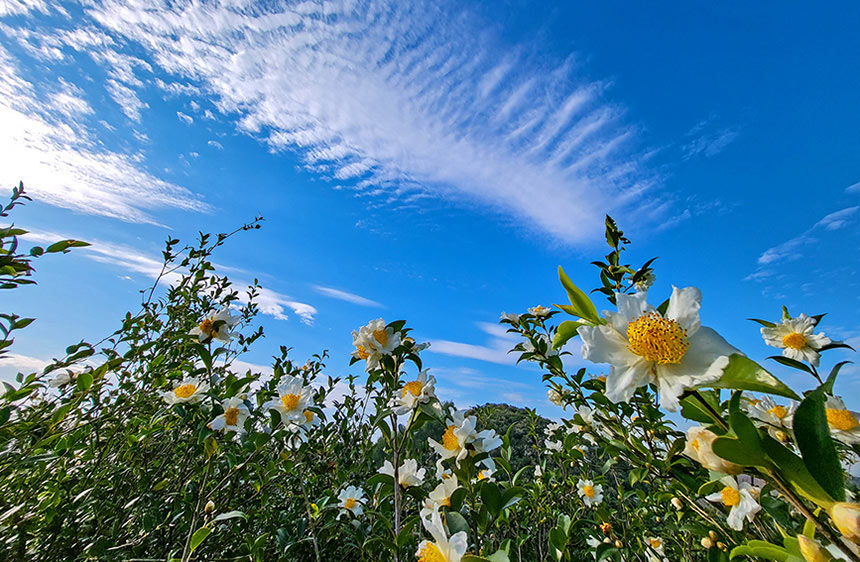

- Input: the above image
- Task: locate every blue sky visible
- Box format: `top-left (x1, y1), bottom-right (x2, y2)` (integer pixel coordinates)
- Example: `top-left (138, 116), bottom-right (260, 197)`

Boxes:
top-left (1, 0), bottom-right (858, 414)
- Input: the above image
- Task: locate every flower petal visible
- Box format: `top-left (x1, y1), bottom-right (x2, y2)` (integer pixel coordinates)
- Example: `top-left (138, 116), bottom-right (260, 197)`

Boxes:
top-left (605, 359), bottom-right (653, 404)
top-left (666, 286), bottom-right (702, 335)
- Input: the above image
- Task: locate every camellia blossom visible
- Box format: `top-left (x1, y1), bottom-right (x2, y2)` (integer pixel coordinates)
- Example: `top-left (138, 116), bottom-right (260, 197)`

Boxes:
top-left (824, 396), bottom-right (860, 445)
top-left (337, 485), bottom-right (365, 518)
top-left (577, 479), bottom-right (604, 507)
top-left (705, 475), bottom-right (761, 531)
top-left (379, 458), bottom-right (426, 488)
top-left (190, 309), bottom-right (237, 344)
top-left (523, 334), bottom-right (559, 358)
top-left (208, 396), bottom-right (250, 434)
top-left (392, 370), bottom-right (436, 415)
top-left (528, 305), bottom-right (552, 317)
top-left (416, 504), bottom-right (467, 562)
top-left (577, 287), bottom-right (737, 411)
top-left (683, 426), bottom-right (742, 475)
top-left (547, 388), bottom-right (564, 406)
top-left (162, 377), bottom-right (209, 405)
top-left (429, 410), bottom-right (479, 466)
top-left (761, 313), bottom-right (831, 367)
top-left (262, 375), bottom-right (314, 425)
top-left (646, 536), bottom-right (665, 556)
top-left (743, 395), bottom-right (795, 442)
top-left (427, 476), bottom-right (459, 508)
top-left (500, 312), bottom-right (521, 323)
top-left (351, 318), bottom-right (402, 370)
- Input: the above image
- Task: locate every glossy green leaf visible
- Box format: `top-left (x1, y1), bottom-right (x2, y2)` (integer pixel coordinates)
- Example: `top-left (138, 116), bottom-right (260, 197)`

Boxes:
top-left (76, 372), bottom-right (93, 392)
top-left (557, 266), bottom-right (601, 324)
top-left (761, 435), bottom-right (834, 508)
top-left (711, 355), bottom-right (800, 400)
top-left (551, 320), bottom-right (585, 350)
top-left (190, 526), bottom-right (212, 552)
top-left (793, 390), bottom-right (845, 501)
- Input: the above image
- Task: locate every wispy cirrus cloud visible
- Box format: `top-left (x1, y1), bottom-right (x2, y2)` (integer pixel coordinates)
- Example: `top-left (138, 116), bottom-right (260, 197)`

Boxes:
top-left (682, 117), bottom-right (739, 159)
top-left (5, 0), bottom-right (661, 243)
top-left (313, 285), bottom-right (383, 308)
top-left (429, 322), bottom-right (520, 365)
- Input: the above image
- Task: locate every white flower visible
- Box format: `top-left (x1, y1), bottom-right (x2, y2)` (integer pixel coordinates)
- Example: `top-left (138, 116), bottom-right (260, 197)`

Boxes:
top-left (427, 476), bottom-right (459, 508)
top-left (337, 485), bottom-right (365, 518)
top-left (473, 429), bottom-right (502, 455)
top-left (683, 426), bottom-right (741, 474)
top-left (761, 313), bottom-right (831, 367)
top-left (190, 309), bottom-right (238, 344)
top-left (392, 370), bottom-right (436, 415)
top-left (706, 475), bottom-right (761, 531)
top-left (262, 375), bottom-right (314, 425)
top-left (586, 536), bottom-right (602, 559)
top-left (523, 334), bottom-right (559, 358)
top-left (208, 396), bottom-right (250, 434)
top-left (429, 410), bottom-right (479, 466)
top-left (743, 395), bottom-right (795, 441)
top-left (528, 305), bottom-right (552, 317)
top-left (545, 439), bottom-right (563, 452)
top-left (824, 396), bottom-right (860, 445)
top-left (547, 388), bottom-right (565, 406)
top-left (46, 371), bottom-right (74, 388)
top-left (500, 312), bottom-right (521, 323)
top-left (534, 464), bottom-right (543, 478)
top-left (379, 458), bottom-right (426, 488)
top-left (646, 536), bottom-right (664, 556)
top-left (577, 287), bottom-right (738, 411)
top-left (573, 405), bottom-right (596, 432)
top-left (351, 318), bottom-right (402, 370)
top-left (162, 377), bottom-right (209, 405)
top-left (577, 479), bottom-right (604, 507)
top-left (476, 467), bottom-right (495, 483)
top-left (416, 504), bottom-right (467, 562)
top-left (634, 271), bottom-right (656, 293)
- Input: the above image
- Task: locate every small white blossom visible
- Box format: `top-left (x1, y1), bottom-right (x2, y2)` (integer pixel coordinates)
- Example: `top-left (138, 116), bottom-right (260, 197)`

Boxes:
top-left (706, 475), bottom-right (761, 531)
top-left (162, 377), bottom-right (209, 405)
top-left (761, 313), bottom-right (831, 367)
top-left (577, 479), bottom-right (604, 507)
top-left (379, 458), bottom-right (426, 488)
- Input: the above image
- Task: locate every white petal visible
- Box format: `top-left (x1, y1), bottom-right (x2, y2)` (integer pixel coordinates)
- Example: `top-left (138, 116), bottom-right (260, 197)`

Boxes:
top-left (616, 291), bottom-right (651, 324)
top-left (448, 531), bottom-right (468, 558)
top-left (666, 286), bottom-right (702, 335)
top-left (605, 360), bottom-right (654, 404)
top-left (209, 416), bottom-right (226, 430)
top-left (578, 324), bottom-right (634, 366)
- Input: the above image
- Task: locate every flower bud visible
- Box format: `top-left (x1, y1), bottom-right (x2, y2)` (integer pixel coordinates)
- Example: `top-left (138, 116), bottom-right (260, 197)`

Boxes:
top-left (708, 531), bottom-right (717, 541)
top-left (701, 537), bottom-right (713, 549)
top-left (204, 500), bottom-right (215, 514)
top-left (831, 502), bottom-right (860, 544)
top-left (717, 542), bottom-right (727, 551)
top-left (797, 535), bottom-right (831, 562)
top-left (655, 516), bottom-right (661, 523)
top-left (671, 497), bottom-right (683, 510)
top-left (603, 538), bottom-right (611, 544)
top-left (614, 540), bottom-right (623, 549)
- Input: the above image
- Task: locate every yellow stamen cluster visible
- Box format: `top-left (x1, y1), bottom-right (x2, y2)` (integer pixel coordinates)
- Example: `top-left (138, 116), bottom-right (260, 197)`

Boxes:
top-left (174, 384), bottom-right (197, 399)
top-left (768, 405), bottom-right (788, 419)
top-left (649, 538), bottom-right (662, 549)
top-left (402, 381), bottom-right (423, 397)
top-left (442, 425), bottom-right (459, 451)
top-left (782, 331), bottom-right (807, 350)
top-left (373, 329), bottom-right (388, 347)
top-left (721, 486), bottom-right (740, 507)
top-left (626, 312), bottom-right (689, 365)
top-left (418, 542), bottom-right (446, 562)
top-left (281, 393), bottom-right (300, 411)
top-left (198, 318), bottom-right (216, 337)
top-left (827, 409), bottom-right (860, 431)
top-left (355, 344), bottom-right (370, 360)
top-left (343, 498), bottom-right (357, 510)
top-left (583, 485), bottom-right (595, 498)
top-left (303, 410), bottom-right (315, 423)
top-left (224, 407), bottom-right (239, 426)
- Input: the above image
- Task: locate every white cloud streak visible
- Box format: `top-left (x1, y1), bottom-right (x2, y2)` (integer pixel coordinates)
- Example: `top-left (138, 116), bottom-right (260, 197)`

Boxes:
top-left (429, 321), bottom-right (519, 365)
top-left (312, 285), bottom-right (383, 308)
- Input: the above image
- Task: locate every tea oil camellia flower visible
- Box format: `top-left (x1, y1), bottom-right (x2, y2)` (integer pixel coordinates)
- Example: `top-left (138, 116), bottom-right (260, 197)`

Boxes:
top-left (577, 287), bottom-right (738, 411)
top-left (427, 476), bottom-right (459, 509)
top-left (351, 318), bottom-right (402, 370)
top-left (378, 458), bottom-right (426, 488)
top-left (824, 396), bottom-right (860, 445)
top-left (428, 410), bottom-right (478, 466)
top-left (683, 426), bottom-right (742, 474)
top-left (190, 308), bottom-right (237, 344)
top-left (392, 369), bottom-right (436, 415)
top-left (337, 486), bottom-right (365, 519)
top-left (760, 313), bottom-right (831, 367)
top-left (577, 479), bottom-right (604, 507)
top-left (162, 377), bottom-right (209, 405)
top-left (416, 504), bottom-right (467, 562)
top-left (262, 375), bottom-right (313, 425)
top-left (208, 396), bottom-right (250, 435)
top-left (705, 475), bottom-right (761, 531)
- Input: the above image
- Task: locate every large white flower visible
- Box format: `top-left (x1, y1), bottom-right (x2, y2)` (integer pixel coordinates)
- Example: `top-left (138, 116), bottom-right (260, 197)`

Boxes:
top-left (351, 318), bottom-right (402, 370)
top-left (577, 479), bottom-right (604, 507)
top-left (46, 370), bottom-right (75, 388)
top-left (337, 485), bottom-right (365, 518)
top-left (577, 287), bottom-right (737, 411)
top-left (427, 476), bottom-right (460, 509)
top-left (683, 426), bottom-right (741, 475)
top-left (416, 504), bottom-right (467, 562)
top-left (392, 370), bottom-right (436, 415)
top-left (824, 396), bottom-right (860, 445)
top-left (190, 309), bottom-right (238, 344)
top-left (706, 475), bottom-right (761, 531)
top-left (262, 375), bottom-right (314, 425)
top-left (162, 377), bottom-right (209, 405)
top-left (208, 396), bottom-right (250, 434)
top-left (761, 313), bottom-right (831, 367)
top-left (379, 458), bottom-right (426, 488)
top-left (429, 410), bottom-right (479, 466)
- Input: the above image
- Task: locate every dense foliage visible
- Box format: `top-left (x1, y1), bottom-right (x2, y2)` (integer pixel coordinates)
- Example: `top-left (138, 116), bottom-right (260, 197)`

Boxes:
top-left (1, 186), bottom-right (858, 562)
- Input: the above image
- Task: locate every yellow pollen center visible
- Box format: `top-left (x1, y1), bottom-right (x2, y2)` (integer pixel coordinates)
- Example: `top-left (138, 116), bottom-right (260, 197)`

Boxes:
top-left (691, 438), bottom-right (700, 451)
top-left (768, 405), bottom-right (788, 419)
top-left (442, 425), bottom-right (459, 450)
top-left (174, 383), bottom-right (197, 399)
top-left (402, 381), bottom-right (423, 397)
top-left (478, 470), bottom-right (487, 480)
top-left (649, 539), bottom-right (662, 549)
top-left (355, 344), bottom-right (370, 360)
top-left (597, 375), bottom-right (607, 382)
top-left (583, 485), bottom-right (595, 498)
top-left (343, 498), bottom-right (357, 510)
top-left (224, 407), bottom-right (239, 426)
top-left (626, 312), bottom-right (689, 364)
top-left (281, 393), bottom-right (300, 411)
top-left (373, 329), bottom-right (388, 347)
top-left (418, 542), bottom-right (446, 562)
top-left (782, 331), bottom-right (807, 350)
top-left (303, 410), bottom-right (314, 423)
top-left (197, 318), bottom-right (216, 337)
top-left (721, 486), bottom-right (740, 507)
top-left (827, 409), bottom-right (860, 431)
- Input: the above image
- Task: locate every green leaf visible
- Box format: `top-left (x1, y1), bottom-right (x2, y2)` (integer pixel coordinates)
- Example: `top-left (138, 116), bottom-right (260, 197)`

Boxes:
top-left (190, 526), bottom-right (212, 552)
top-left (480, 482), bottom-right (502, 518)
top-left (767, 355), bottom-right (815, 376)
top-left (46, 240), bottom-right (90, 253)
top-left (793, 390), bottom-right (845, 501)
top-left (548, 527), bottom-right (567, 552)
top-left (551, 320), bottom-right (585, 350)
top-left (712, 355), bottom-right (800, 400)
top-left (822, 362), bottom-right (852, 394)
top-left (557, 266), bottom-right (601, 324)
top-left (462, 557), bottom-right (491, 562)
top-left (76, 372), bottom-right (93, 392)
top-left (213, 510), bottom-right (246, 522)
top-left (761, 435), bottom-right (834, 508)
top-left (486, 550), bottom-right (511, 562)
top-left (680, 391), bottom-right (723, 424)
top-left (446, 511), bottom-right (469, 539)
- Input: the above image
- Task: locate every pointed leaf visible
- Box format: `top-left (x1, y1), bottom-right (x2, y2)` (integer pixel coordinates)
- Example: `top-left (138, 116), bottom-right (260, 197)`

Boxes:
top-left (712, 355), bottom-right (800, 400)
top-left (793, 390), bottom-right (845, 501)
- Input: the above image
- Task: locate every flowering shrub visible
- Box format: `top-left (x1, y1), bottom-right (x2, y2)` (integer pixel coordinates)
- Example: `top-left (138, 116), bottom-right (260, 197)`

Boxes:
top-left (0, 190), bottom-right (858, 562)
